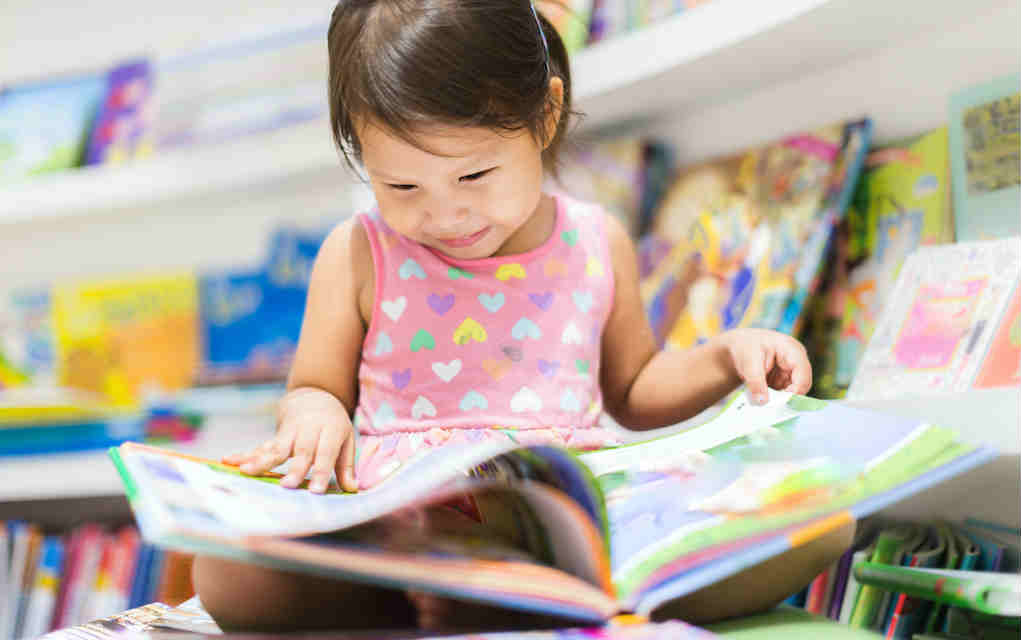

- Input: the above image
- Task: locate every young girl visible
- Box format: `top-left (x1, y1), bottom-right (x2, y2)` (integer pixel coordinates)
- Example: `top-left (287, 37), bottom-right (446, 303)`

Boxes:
top-left (193, 0), bottom-right (853, 631)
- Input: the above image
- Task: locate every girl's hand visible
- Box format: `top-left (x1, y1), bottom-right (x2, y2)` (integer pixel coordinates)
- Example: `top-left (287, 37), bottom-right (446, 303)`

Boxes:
top-left (721, 328), bottom-right (812, 405)
top-left (222, 387), bottom-right (358, 493)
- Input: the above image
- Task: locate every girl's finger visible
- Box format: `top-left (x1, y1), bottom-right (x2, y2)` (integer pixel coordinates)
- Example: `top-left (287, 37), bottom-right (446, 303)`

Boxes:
top-left (736, 348), bottom-right (770, 405)
top-left (242, 432), bottom-right (295, 476)
top-left (778, 342), bottom-right (812, 393)
top-left (308, 425), bottom-right (343, 493)
top-left (281, 422), bottom-right (320, 489)
top-left (336, 432), bottom-right (358, 493)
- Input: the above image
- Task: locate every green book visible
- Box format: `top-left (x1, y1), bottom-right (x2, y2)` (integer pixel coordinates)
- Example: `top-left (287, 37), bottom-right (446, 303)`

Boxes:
top-left (853, 563), bottom-right (1021, 617)
top-left (850, 524), bottom-right (917, 628)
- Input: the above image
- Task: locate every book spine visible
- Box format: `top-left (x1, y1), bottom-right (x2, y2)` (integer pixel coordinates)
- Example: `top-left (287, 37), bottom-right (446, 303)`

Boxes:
top-left (19, 536), bottom-right (63, 638)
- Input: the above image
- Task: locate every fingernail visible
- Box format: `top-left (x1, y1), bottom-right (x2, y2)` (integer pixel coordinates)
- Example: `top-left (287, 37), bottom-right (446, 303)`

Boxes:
top-left (310, 479), bottom-right (326, 493)
top-left (755, 393), bottom-right (768, 405)
top-left (346, 471), bottom-right (357, 489)
top-left (281, 475), bottom-right (298, 488)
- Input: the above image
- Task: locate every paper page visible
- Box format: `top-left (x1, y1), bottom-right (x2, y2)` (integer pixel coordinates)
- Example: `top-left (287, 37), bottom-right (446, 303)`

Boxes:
top-left (118, 438), bottom-right (521, 539)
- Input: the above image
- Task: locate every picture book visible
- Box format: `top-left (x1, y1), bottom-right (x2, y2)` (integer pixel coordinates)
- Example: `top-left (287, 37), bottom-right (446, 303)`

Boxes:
top-left (52, 273), bottom-right (200, 407)
top-left (812, 128), bottom-right (956, 399)
top-left (0, 288), bottom-right (54, 389)
top-left (846, 238), bottom-right (1020, 401)
top-left (84, 59), bottom-right (155, 166)
top-left (0, 70), bottom-right (106, 183)
top-left (639, 119), bottom-right (869, 349)
top-left (109, 390), bottom-right (994, 623)
top-left (948, 73), bottom-right (1021, 242)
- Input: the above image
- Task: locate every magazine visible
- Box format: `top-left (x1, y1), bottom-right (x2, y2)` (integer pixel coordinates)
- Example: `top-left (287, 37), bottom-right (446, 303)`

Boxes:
top-left (108, 390), bottom-right (995, 622)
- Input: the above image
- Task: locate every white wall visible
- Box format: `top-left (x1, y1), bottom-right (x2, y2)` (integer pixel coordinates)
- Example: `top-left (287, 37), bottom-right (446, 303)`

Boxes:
top-left (2, 0), bottom-right (1019, 294)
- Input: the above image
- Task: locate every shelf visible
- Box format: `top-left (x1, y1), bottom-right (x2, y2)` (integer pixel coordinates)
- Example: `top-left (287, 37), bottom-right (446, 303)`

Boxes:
top-left (0, 0), bottom-right (1008, 224)
top-left (0, 414), bottom-right (277, 502)
top-left (0, 117), bottom-right (347, 226)
top-left (573, 0), bottom-right (1008, 130)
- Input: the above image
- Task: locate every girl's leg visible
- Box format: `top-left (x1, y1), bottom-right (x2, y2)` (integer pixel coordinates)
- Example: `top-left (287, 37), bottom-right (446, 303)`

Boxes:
top-left (651, 519), bottom-right (856, 624)
top-left (191, 554), bottom-right (416, 632)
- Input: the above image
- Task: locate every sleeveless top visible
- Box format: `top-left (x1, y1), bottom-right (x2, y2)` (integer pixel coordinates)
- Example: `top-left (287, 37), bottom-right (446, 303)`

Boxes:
top-left (353, 194), bottom-right (621, 489)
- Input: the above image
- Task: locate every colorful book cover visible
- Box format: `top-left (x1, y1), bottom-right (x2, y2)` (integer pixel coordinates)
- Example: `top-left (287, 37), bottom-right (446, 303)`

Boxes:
top-left (0, 288), bottom-right (55, 389)
top-left (948, 73), bottom-right (1021, 242)
top-left (0, 70), bottom-right (106, 183)
top-left (846, 238), bottom-right (1020, 401)
top-left (52, 273), bottom-right (200, 407)
top-left (84, 59), bottom-right (155, 166)
top-left (819, 128), bottom-right (955, 398)
top-left (972, 280), bottom-right (1021, 389)
top-left (640, 120), bottom-right (859, 349)
top-left (538, 0), bottom-right (595, 54)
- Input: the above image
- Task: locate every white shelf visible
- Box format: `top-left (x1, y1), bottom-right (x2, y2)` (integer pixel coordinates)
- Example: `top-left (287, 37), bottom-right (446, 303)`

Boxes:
top-left (1, 0), bottom-right (1007, 226)
top-left (0, 118), bottom-right (347, 226)
top-left (573, 0), bottom-right (1009, 130)
top-left (0, 414), bottom-right (277, 502)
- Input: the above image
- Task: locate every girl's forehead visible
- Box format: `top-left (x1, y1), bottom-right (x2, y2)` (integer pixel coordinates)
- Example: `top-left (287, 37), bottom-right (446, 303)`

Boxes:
top-left (359, 119), bottom-right (527, 161)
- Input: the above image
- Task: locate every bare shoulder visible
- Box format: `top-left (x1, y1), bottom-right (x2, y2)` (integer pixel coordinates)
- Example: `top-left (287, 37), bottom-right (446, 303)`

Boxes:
top-left (599, 210), bottom-right (639, 272)
top-left (313, 216), bottom-right (375, 326)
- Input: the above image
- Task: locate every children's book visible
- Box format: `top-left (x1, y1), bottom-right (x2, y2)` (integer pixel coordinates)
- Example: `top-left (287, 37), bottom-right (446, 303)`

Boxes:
top-left (84, 59), bottom-right (155, 166)
top-left (640, 119), bottom-right (869, 349)
top-left (852, 564), bottom-right (1021, 617)
top-left (813, 128), bottom-right (956, 399)
top-left (0, 288), bottom-right (54, 389)
top-left (846, 238), bottom-right (1020, 401)
top-left (948, 73), bottom-right (1021, 242)
top-left (109, 390), bottom-right (994, 623)
top-left (52, 272), bottom-right (200, 407)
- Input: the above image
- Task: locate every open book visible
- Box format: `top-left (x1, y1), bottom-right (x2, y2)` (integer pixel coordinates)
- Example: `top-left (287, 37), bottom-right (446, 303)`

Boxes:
top-left (108, 391), bottom-right (995, 623)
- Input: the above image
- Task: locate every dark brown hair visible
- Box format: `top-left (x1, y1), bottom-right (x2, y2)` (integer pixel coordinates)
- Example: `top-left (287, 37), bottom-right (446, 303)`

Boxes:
top-left (327, 0), bottom-right (573, 174)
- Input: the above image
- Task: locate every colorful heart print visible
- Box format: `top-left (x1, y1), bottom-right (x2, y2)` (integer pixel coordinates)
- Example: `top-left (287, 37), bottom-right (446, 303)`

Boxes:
top-left (399, 259), bottom-right (426, 280)
top-left (410, 329), bottom-right (436, 351)
top-left (453, 317), bottom-right (488, 345)
top-left (478, 292), bottom-right (505, 312)
top-left (495, 263), bottom-right (526, 281)
top-left (427, 293), bottom-right (455, 315)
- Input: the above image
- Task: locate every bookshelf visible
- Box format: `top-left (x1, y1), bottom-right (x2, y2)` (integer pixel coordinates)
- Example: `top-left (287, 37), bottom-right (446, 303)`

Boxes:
top-left (0, 0), bottom-right (1010, 227)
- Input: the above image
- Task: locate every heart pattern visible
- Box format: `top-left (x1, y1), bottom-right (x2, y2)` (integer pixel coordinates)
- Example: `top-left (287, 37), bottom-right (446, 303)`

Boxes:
top-left (510, 387), bottom-right (543, 413)
top-left (391, 369), bottom-right (412, 390)
top-left (374, 331), bottom-right (393, 356)
top-left (453, 317), bottom-right (487, 345)
top-left (459, 390), bottom-right (488, 411)
top-left (482, 358), bottom-right (511, 380)
top-left (410, 329), bottom-right (436, 352)
top-left (427, 293), bottom-right (455, 315)
top-left (528, 292), bottom-right (554, 311)
top-left (382, 297), bottom-right (407, 322)
top-left (355, 205), bottom-right (612, 451)
top-left (495, 263), bottom-right (526, 281)
top-left (412, 395), bottom-right (437, 419)
top-left (399, 259), bottom-right (426, 280)
top-left (572, 290), bottom-right (593, 313)
top-left (432, 359), bottom-right (462, 382)
top-left (511, 317), bottom-right (542, 341)
top-left (538, 359), bottom-right (559, 377)
top-left (562, 322), bottom-right (583, 345)
top-left (478, 292), bottom-right (505, 312)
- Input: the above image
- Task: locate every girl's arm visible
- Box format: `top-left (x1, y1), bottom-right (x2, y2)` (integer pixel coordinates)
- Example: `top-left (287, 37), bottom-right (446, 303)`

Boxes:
top-left (599, 215), bottom-right (810, 431)
top-left (224, 217), bottom-right (373, 491)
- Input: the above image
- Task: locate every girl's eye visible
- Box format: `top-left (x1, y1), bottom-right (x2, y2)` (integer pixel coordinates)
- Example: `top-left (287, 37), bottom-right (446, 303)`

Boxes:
top-left (387, 183), bottom-right (417, 191)
top-left (459, 168), bottom-right (495, 182)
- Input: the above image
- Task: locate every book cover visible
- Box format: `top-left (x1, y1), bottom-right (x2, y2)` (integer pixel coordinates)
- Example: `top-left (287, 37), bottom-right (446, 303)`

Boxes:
top-left (84, 59), bottom-right (155, 166)
top-left (948, 73), bottom-right (1021, 242)
top-left (52, 273), bottom-right (200, 407)
top-left (639, 120), bottom-right (865, 349)
top-left (846, 238), bottom-right (1020, 401)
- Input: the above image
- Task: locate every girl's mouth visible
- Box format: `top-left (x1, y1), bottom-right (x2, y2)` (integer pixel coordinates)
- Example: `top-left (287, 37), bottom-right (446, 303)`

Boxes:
top-left (438, 227), bottom-right (490, 248)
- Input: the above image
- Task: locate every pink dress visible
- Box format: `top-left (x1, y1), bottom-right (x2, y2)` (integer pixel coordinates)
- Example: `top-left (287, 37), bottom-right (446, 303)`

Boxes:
top-left (354, 194), bottom-right (621, 489)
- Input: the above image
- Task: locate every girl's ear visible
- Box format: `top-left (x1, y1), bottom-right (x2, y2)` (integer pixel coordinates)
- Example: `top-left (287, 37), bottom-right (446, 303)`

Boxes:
top-left (542, 76), bottom-right (565, 149)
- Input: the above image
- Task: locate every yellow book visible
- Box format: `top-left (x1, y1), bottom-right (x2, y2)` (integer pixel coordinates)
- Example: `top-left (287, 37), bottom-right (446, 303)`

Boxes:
top-left (52, 273), bottom-right (200, 407)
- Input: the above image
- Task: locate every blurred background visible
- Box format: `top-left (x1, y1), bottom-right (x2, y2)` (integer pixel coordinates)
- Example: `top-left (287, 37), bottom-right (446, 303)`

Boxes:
top-left (0, 0), bottom-right (1018, 636)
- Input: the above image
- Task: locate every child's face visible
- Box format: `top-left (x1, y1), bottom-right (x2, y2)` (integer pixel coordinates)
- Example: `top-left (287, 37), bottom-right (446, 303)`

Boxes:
top-left (359, 120), bottom-right (546, 260)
